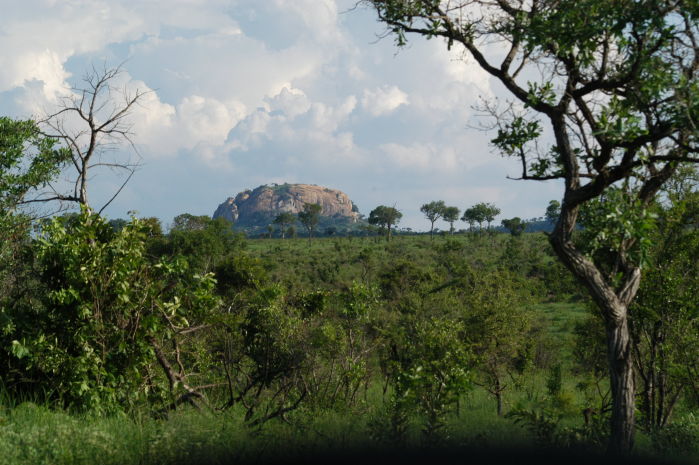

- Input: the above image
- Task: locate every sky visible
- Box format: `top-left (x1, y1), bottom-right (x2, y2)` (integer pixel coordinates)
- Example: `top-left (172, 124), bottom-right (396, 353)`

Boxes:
top-left (0, 0), bottom-right (562, 231)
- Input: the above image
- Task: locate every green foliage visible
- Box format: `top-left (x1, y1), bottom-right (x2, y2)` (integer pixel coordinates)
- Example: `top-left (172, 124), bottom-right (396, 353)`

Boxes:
top-left (462, 202), bottom-right (500, 233)
top-left (298, 203), bottom-right (322, 243)
top-left (163, 214), bottom-right (243, 272)
top-left (379, 315), bottom-right (473, 444)
top-left (491, 116), bottom-right (543, 170)
top-left (545, 200), bottom-right (561, 225)
top-left (368, 205), bottom-right (402, 241)
top-left (441, 206), bottom-right (460, 234)
top-left (0, 209), bottom-right (219, 412)
top-left (0, 117), bottom-right (69, 312)
top-left (273, 212), bottom-right (296, 239)
top-left (460, 269), bottom-right (536, 415)
top-left (501, 217), bottom-right (527, 236)
top-left (0, 117), bottom-right (69, 211)
top-left (420, 200), bottom-right (445, 238)
top-left (506, 404), bottom-right (608, 450)
top-left (651, 413), bottom-right (699, 457)
top-left (579, 187), bottom-right (657, 267)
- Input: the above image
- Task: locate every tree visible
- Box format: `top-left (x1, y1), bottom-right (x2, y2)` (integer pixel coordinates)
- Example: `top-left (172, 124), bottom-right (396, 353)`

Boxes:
top-left (545, 200), bottom-right (561, 225)
top-left (420, 200), bottom-right (446, 239)
top-left (298, 203), bottom-right (322, 245)
top-left (2, 210), bottom-right (219, 412)
top-left (38, 64), bottom-right (148, 213)
top-left (461, 207), bottom-right (480, 233)
top-left (170, 213), bottom-right (210, 232)
top-left (368, 205), bottom-right (403, 241)
top-left (273, 212), bottom-right (296, 239)
top-left (1, 117), bottom-right (69, 313)
top-left (481, 203), bottom-right (501, 232)
top-left (463, 270), bottom-right (535, 416)
top-left (0, 118), bottom-right (69, 212)
top-left (627, 179), bottom-right (699, 431)
top-left (462, 202), bottom-right (499, 234)
top-left (370, 0), bottom-right (699, 453)
top-left (441, 206), bottom-right (460, 235)
top-left (166, 214), bottom-right (242, 273)
top-left (501, 217), bottom-right (527, 237)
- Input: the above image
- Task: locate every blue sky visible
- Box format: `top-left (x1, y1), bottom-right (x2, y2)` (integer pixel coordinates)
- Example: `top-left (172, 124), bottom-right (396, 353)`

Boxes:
top-left (0, 0), bottom-right (561, 230)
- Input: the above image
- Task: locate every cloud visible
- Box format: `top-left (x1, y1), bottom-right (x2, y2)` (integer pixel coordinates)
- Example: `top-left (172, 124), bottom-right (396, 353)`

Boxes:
top-left (265, 87), bottom-right (311, 118)
top-left (361, 85), bottom-right (409, 117)
top-left (379, 142), bottom-right (456, 171)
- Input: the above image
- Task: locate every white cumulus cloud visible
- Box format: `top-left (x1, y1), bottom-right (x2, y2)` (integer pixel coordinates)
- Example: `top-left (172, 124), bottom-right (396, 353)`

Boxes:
top-left (361, 85), bottom-right (409, 117)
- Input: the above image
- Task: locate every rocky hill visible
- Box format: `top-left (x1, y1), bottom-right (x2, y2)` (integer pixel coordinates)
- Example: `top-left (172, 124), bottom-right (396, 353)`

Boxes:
top-left (213, 183), bottom-right (363, 235)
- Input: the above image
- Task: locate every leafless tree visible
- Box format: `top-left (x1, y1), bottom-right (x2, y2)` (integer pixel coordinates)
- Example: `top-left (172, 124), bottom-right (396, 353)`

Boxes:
top-left (35, 63), bottom-right (149, 214)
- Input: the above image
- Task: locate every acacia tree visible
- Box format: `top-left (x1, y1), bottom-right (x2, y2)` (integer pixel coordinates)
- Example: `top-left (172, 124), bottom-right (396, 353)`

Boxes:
top-left (420, 200), bottom-right (446, 239)
top-left (370, 0), bottom-right (699, 453)
top-left (441, 205), bottom-right (460, 234)
top-left (480, 202), bottom-right (501, 233)
top-left (38, 64), bottom-right (148, 213)
top-left (461, 207), bottom-right (480, 233)
top-left (368, 205), bottom-right (403, 241)
top-left (298, 203), bottom-right (322, 245)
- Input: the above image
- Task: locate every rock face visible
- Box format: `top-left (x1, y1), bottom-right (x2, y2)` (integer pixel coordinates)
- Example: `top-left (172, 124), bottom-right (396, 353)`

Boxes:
top-left (213, 183), bottom-right (360, 227)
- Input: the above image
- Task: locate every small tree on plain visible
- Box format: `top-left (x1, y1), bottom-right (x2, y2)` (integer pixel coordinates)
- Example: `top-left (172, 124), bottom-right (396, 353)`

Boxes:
top-left (481, 203), bottom-right (501, 233)
top-left (368, 205), bottom-right (403, 241)
top-left (298, 203), bottom-right (322, 245)
top-left (273, 212), bottom-right (296, 239)
top-left (441, 206), bottom-right (460, 235)
top-left (420, 200), bottom-right (446, 240)
top-left (501, 217), bottom-right (527, 237)
top-left (461, 207), bottom-right (479, 233)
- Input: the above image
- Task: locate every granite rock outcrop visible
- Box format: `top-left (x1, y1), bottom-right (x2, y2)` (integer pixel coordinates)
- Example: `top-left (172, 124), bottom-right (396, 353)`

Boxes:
top-left (213, 184), bottom-right (360, 227)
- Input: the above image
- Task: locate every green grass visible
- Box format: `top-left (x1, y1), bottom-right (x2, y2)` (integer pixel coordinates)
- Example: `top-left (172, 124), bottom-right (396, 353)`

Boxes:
top-left (531, 301), bottom-right (589, 361)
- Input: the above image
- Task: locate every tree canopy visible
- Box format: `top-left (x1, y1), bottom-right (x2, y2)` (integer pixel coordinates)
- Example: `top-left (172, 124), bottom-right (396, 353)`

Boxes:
top-left (368, 205), bottom-right (403, 241)
top-left (501, 217), bottom-right (527, 237)
top-left (420, 200), bottom-right (446, 238)
top-left (0, 117), bottom-right (68, 213)
top-left (298, 203), bottom-right (322, 244)
top-left (441, 206), bottom-right (460, 234)
top-left (273, 212), bottom-right (296, 239)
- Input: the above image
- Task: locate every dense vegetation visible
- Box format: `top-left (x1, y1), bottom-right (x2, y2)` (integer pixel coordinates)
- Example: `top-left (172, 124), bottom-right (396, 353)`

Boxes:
top-left (0, 190), bottom-right (698, 463)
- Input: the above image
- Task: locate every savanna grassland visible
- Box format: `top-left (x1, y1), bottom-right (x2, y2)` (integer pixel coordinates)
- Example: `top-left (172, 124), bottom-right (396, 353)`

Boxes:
top-left (0, 213), bottom-right (697, 465)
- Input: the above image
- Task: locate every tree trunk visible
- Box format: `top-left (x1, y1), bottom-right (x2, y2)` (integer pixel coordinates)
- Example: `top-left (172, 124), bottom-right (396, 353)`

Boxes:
top-left (606, 314), bottom-right (636, 454)
top-left (495, 388), bottom-right (503, 416)
top-left (550, 227), bottom-right (640, 454)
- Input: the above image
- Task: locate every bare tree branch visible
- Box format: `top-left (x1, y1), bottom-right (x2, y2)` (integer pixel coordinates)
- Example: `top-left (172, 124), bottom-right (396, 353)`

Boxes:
top-left (37, 63), bottom-right (149, 213)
